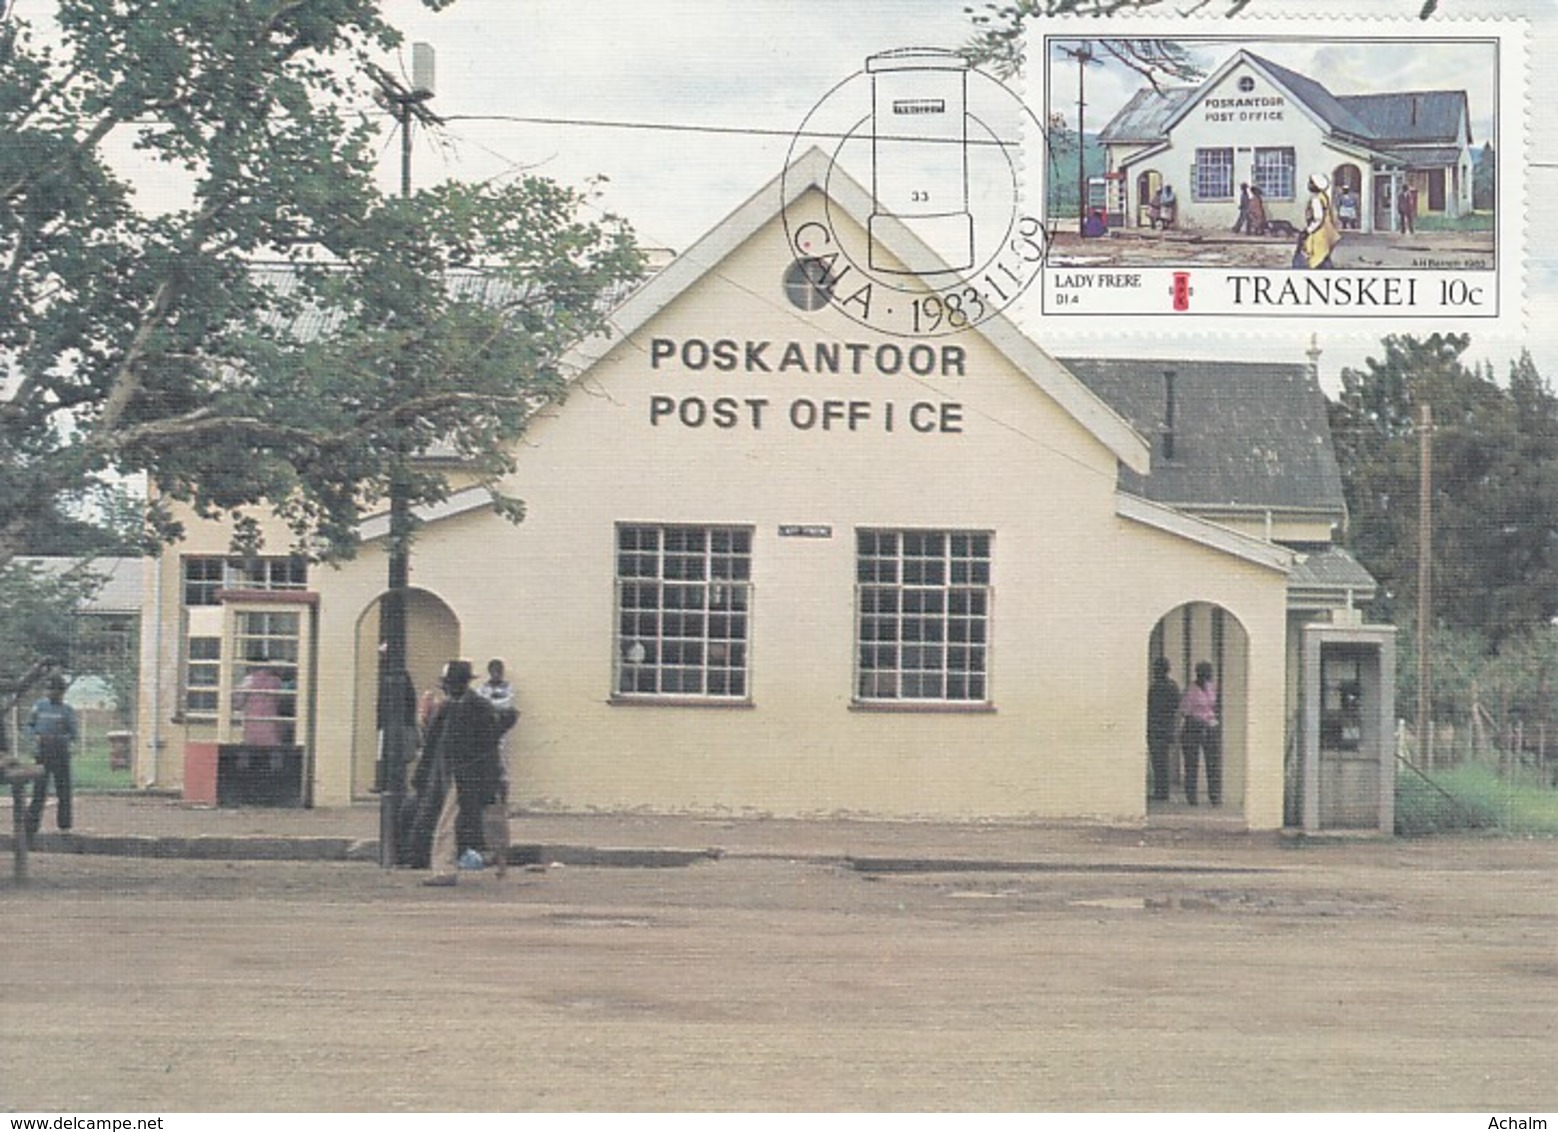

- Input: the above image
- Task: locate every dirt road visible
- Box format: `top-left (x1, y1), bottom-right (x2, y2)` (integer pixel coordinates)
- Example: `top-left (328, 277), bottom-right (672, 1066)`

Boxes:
top-left (3, 836), bottom-right (1556, 1112)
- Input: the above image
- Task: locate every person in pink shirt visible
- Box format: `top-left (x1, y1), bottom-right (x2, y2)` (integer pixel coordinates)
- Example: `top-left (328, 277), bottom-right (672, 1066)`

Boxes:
top-left (1178, 660), bottom-right (1221, 806)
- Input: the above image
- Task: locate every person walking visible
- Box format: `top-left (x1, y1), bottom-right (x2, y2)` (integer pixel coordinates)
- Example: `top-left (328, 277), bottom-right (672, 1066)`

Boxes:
top-left (1299, 173), bottom-right (1341, 269)
top-left (1146, 656), bottom-right (1180, 803)
top-left (476, 658), bottom-right (520, 877)
top-left (421, 660), bottom-right (502, 886)
top-left (1178, 661), bottom-right (1221, 806)
top-left (1232, 183), bottom-right (1251, 233)
top-left (26, 674), bottom-right (78, 843)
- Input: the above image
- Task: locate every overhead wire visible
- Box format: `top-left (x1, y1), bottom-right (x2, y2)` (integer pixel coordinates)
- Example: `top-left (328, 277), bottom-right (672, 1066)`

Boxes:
top-left (423, 113), bottom-right (1122, 487)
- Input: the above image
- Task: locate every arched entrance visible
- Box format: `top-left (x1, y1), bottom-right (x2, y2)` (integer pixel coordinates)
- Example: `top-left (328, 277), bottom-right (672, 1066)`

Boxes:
top-left (351, 588), bottom-right (460, 798)
top-left (1327, 161), bottom-right (1364, 230)
top-left (1145, 602), bottom-right (1249, 813)
top-left (1331, 162), bottom-right (1364, 231)
top-left (1135, 169), bottom-right (1162, 228)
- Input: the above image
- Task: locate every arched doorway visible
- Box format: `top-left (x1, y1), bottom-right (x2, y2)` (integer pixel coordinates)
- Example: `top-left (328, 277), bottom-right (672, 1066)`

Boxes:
top-left (351, 588), bottom-right (460, 798)
top-left (1145, 601), bottom-right (1249, 813)
top-left (1331, 162), bottom-right (1364, 231)
top-left (1135, 169), bottom-right (1162, 228)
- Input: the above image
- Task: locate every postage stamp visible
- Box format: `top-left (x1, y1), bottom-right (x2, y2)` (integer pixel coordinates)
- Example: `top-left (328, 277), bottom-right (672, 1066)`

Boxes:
top-left (1031, 18), bottom-right (1525, 329)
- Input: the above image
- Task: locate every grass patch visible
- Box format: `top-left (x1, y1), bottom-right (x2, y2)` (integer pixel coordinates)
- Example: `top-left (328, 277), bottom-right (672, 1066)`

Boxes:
top-left (1414, 211), bottom-right (1494, 233)
top-left (1396, 760), bottom-right (1558, 836)
top-left (72, 731), bottom-right (135, 792)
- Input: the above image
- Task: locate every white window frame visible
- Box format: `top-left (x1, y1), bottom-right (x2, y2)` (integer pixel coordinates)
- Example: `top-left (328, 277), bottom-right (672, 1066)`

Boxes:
top-left (183, 635), bottom-right (222, 719)
top-left (613, 523), bottom-right (754, 702)
top-left (854, 529), bottom-right (992, 706)
top-left (1193, 148), bottom-right (1235, 202)
top-left (182, 555), bottom-right (308, 608)
top-left (1252, 147), bottom-right (1296, 201)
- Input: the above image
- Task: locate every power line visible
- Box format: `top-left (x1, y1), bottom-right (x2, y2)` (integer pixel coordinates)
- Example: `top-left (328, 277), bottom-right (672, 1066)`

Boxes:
top-left (443, 112), bottom-right (1019, 148)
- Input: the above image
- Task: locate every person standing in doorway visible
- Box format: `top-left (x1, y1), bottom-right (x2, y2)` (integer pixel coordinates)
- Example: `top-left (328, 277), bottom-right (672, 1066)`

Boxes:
top-left (1397, 182), bottom-right (1417, 235)
top-left (1178, 661), bottom-right (1221, 806)
top-left (1146, 657), bottom-right (1181, 803)
top-left (421, 659), bottom-right (501, 887)
top-left (476, 658), bottom-right (520, 877)
top-left (26, 674), bottom-right (78, 843)
top-left (1337, 185), bottom-right (1359, 231)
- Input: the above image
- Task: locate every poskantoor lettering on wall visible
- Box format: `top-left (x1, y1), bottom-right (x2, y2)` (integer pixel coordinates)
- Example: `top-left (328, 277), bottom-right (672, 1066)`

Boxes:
top-left (644, 337), bottom-right (966, 434)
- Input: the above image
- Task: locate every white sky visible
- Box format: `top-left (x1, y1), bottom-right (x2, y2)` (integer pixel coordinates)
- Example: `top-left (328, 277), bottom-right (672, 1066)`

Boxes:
top-left (10, 0), bottom-right (1557, 385)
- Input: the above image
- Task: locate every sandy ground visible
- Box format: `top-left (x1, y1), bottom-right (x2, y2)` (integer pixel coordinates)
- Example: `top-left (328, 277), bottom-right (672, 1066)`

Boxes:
top-left (3, 833), bottom-right (1556, 1113)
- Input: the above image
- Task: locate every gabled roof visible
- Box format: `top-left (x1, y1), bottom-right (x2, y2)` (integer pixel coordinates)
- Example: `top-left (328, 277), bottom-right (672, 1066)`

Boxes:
top-left (1059, 357), bottom-right (1347, 518)
top-left (569, 147), bottom-right (1151, 475)
top-left (1101, 49), bottom-right (1469, 155)
top-left (1096, 86), bottom-right (1197, 145)
top-left (1242, 53), bottom-right (1374, 141)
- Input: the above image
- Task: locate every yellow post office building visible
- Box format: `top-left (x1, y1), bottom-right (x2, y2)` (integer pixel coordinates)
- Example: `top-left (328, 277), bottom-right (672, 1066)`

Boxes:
top-left (136, 152), bottom-right (1393, 832)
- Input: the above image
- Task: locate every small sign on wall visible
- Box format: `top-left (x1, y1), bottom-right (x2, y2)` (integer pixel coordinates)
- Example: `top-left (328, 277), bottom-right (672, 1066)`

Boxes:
top-left (779, 525), bottom-right (833, 539)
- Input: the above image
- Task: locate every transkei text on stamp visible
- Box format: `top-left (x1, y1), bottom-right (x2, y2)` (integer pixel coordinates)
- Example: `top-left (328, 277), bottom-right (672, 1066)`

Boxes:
top-left (1032, 18), bottom-right (1524, 331)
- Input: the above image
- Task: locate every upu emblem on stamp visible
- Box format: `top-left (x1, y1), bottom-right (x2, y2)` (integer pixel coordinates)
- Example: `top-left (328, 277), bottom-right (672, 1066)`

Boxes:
top-left (781, 47), bottom-right (1048, 338)
top-left (1038, 22), bottom-right (1522, 327)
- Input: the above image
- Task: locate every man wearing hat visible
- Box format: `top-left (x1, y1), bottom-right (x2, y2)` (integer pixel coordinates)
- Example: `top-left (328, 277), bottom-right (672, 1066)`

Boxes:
top-left (26, 674), bottom-right (79, 843)
top-left (420, 659), bottom-right (502, 886)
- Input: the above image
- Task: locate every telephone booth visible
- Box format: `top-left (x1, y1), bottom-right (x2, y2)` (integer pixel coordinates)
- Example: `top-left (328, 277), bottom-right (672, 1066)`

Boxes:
top-left (212, 590), bottom-right (318, 807)
top-left (1298, 622), bottom-right (1397, 832)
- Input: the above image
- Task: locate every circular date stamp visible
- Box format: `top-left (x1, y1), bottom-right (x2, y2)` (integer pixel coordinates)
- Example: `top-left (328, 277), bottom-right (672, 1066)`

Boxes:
top-left (781, 47), bottom-right (1051, 339)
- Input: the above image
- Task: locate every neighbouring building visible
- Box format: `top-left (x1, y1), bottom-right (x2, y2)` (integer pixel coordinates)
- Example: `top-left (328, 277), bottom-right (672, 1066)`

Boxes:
top-left (1098, 49), bottom-right (1474, 233)
top-left (135, 150), bottom-right (1394, 830)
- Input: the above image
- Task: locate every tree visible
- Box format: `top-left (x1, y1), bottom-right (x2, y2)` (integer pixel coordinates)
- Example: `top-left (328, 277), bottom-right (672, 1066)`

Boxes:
top-left (964, 2), bottom-right (1213, 81)
top-left (1330, 336), bottom-right (1558, 645)
top-left (1, 0), bottom-right (643, 577)
top-left (1473, 142), bottom-right (1496, 212)
top-left (963, 0), bottom-right (1444, 78)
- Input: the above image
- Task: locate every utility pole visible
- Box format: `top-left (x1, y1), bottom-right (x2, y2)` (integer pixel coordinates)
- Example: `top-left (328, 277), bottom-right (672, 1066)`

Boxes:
top-left (1416, 402), bottom-right (1433, 768)
top-left (1057, 43), bottom-right (1097, 236)
top-left (371, 43), bottom-right (439, 868)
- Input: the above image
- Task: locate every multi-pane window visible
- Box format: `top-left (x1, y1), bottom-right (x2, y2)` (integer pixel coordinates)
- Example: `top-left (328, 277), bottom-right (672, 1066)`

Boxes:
top-left (182, 556), bottom-right (308, 606)
top-left (1252, 147), bottom-right (1296, 201)
top-left (1193, 148), bottom-right (1234, 202)
top-left (184, 636), bottom-right (221, 718)
top-left (183, 557), bottom-right (226, 607)
top-left (615, 524), bottom-right (752, 699)
top-left (856, 530), bottom-right (991, 703)
top-left (230, 610), bottom-right (301, 745)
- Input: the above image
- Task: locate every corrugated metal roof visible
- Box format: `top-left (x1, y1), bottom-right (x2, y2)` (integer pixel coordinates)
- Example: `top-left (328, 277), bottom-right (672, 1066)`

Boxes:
top-left (11, 557), bottom-right (143, 613)
top-left (1383, 145), bottom-right (1467, 169)
top-left (1340, 90), bottom-right (1468, 146)
top-left (1244, 53), bottom-right (1374, 140)
top-left (1096, 86), bottom-right (1196, 144)
top-left (1289, 546), bottom-right (1377, 592)
top-left (1058, 357), bottom-right (1347, 516)
top-left (1101, 51), bottom-right (1467, 156)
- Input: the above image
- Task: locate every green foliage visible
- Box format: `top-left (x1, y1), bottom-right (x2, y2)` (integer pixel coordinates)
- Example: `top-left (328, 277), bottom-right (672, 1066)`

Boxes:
top-left (1043, 129), bottom-right (1107, 216)
top-left (1396, 762), bottom-right (1558, 837)
top-left (1, 0), bottom-right (643, 567)
top-left (1473, 144), bottom-right (1496, 212)
top-left (1331, 337), bottom-right (1558, 644)
top-left (0, 559), bottom-right (103, 704)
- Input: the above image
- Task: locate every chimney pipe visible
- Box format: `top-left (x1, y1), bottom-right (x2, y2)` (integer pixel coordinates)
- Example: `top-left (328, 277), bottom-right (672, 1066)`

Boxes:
top-left (1161, 370), bottom-right (1177, 461)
